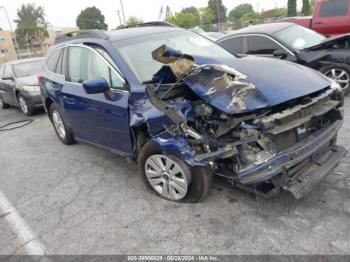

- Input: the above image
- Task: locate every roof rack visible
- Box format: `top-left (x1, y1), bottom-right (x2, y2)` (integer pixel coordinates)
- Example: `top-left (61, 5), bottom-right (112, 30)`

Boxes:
top-left (54, 29), bottom-right (109, 44)
top-left (122, 21), bottom-right (177, 29)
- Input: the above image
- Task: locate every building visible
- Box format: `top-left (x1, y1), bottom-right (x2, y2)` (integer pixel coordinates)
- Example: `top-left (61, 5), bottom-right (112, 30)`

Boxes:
top-left (0, 29), bottom-right (17, 64)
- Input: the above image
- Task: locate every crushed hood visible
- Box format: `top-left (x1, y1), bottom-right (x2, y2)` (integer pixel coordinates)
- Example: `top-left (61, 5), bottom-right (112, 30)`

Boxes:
top-left (151, 45), bottom-right (331, 114)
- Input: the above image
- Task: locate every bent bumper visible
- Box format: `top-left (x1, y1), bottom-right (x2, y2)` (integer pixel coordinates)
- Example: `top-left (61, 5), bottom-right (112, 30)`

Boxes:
top-left (20, 91), bottom-right (43, 109)
top-left (239, 120), bottom-right (345, 185)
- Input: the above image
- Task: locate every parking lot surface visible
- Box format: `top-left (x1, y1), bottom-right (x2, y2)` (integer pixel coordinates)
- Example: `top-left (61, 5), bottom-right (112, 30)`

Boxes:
top-left (0, 97), bottom-right (349, 255)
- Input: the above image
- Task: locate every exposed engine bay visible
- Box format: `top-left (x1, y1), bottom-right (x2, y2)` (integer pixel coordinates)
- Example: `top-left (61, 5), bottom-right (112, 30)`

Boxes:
top-left (146, 45), bottom-right (346, 199)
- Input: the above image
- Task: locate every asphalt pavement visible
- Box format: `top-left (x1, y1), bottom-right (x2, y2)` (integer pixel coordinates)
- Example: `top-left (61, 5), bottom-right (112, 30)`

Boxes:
top-left (0, 97), bottom-right (349, 255)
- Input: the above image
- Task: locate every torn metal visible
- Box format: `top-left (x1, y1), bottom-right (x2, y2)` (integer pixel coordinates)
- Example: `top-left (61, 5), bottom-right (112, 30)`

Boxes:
top-left (141, 45), bottom-right (346, 199)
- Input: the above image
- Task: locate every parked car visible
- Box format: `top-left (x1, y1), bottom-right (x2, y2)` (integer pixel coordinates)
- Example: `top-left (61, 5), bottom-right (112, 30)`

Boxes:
top-left (39, 26), bottom-right (346, 202)
top-left (279, 0), bottom-right (350, 36)
top-left (0, 57), bottom-right (45, 115)
top-left (217, 22), bottom-right (350, 93)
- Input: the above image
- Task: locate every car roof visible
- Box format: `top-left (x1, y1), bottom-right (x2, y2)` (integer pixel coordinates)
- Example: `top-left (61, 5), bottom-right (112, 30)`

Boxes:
top-left (9, 57), bottom-right (45, 65)
top-left (222, 22), bottom-right (295, 38)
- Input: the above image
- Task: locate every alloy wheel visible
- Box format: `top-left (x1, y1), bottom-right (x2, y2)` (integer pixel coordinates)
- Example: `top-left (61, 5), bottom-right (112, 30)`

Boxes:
top-left (144, 154), bottom-right (190, 201)
top-left (18, 96), bottom-right (28, 114)
top-left (325, 68), bottom-right (350, 90)
top-left (52, 110), bottom-right (66, 139)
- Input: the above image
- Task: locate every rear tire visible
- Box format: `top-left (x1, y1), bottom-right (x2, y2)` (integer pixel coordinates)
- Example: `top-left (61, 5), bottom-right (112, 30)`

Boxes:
top-left (138, 140), bottom-right (212, 203)
top-left (0, 95), bottom-right (10, 109)
top-left (319, 63), bottom-right (350, 94)
top-left (49, 103), bottom-right (75, 145)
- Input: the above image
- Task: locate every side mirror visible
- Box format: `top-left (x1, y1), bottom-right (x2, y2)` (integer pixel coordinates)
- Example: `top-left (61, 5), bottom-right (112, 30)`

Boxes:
top-left (273, 50), bottom-right (288, 59)
top-left (2, 76), bottom-right (14, 81)
top-left (82, 77), bottom-right (110, 94)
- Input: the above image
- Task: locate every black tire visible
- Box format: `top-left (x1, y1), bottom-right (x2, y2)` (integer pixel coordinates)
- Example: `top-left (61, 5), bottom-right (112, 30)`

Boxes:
top-left (138, 140), bottom-right (212, 203)
top-left (49, 103), bottom-right (75, 145)
top-left (319, 63), bottom-right (350, 94)
top-left (17, 93), bottom-right (35, 116)
top-left (0, 95), bottom-right (10, 109)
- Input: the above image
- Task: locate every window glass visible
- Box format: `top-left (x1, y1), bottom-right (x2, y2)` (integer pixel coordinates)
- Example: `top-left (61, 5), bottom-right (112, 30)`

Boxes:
top-left (219, 37), bottom-right (245, 54)
top-left (4, 64), bottom-right (13, 77)
top-left (246, 35), bottom-right (281, 55)
top-left (55, 48), bottom-right (64, 75)
top-left (112, 30), bottom-right (235, 83)
top-left (319, 0), bottom-right (349, 17)
top-left (68, 46), bottom-right (125, 89)
top-left (0, 65), bottom-right (4, 77)
top-left (46, 49), bottom-right (61, 72)
top-left (13, 60), bottom-right (44, 78)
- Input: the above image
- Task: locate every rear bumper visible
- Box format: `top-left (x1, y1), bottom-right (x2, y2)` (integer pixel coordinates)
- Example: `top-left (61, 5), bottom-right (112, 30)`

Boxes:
top-left (238, 120), bottom-right (345, 185)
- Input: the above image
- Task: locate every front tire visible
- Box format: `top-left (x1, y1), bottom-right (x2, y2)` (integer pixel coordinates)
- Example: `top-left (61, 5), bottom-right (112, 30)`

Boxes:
top-left (17, 94), bottom-right (35, 116)
top-left (50, 103), bottom-right (75, 145)
top-left (319, 63), bottom-right (350, 94)
top-left (138, 140), bottom-right (212, 203)
top-left (0, 95), bottom-right (10, 109)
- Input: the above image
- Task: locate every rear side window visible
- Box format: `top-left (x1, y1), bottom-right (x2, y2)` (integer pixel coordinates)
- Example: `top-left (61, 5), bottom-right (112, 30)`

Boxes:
top-left (246, 35), bottom-right (281, 55)
top-left (46, 49), bottom-right (61, 72)
top-left (0, 65), bottom-right (4, 77)
top-left (319, 0), bottom-right (349, 17)
top-left (219, 37), bottom-right (245, 54)
top-left (68, 46), bottom-right (125, 89)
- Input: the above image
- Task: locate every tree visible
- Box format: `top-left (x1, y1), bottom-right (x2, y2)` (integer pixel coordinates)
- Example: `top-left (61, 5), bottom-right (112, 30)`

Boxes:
top-left (166, 12), bottom-right (198, 29)
top-left (240, 12), bottom-right (261, 27)
top-left (14, 3), bottom-right (49, 49)
top-left (301, 0), bottom-right (311, 16)
top-left (199, 7), bottom-right (214, 25)
top-left (76, 7), bottom-right (108, 30)
top-left (287, 0), bottom-right (297, 17)
top-left (310, 0), bottom-right (317, 11)
top-left (182, 7), bottom-right (200, 25)
top-left (126, 16), bottom-right (143, 26)
top-left (207, 0), bottom-right (227, 24)
top-left (228, 4), bottom-right (254, 22)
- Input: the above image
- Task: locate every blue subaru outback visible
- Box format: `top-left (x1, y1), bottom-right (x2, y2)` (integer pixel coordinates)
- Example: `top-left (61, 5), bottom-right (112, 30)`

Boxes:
top-left (39, 24), bottom-right (346, 202)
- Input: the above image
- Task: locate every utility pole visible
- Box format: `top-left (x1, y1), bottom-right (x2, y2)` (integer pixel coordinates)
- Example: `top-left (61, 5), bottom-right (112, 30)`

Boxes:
top-left (216, 0), bottom-right (221, 32)
top-left (117, 10), bottom-right (122, 25)
top-left (0, 6), bottom-right (21, 59)
top-left (120, 0), bottom-right (126, 24)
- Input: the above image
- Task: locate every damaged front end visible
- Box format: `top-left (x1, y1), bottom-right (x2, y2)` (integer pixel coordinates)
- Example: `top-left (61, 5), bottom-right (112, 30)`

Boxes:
top-left (145, 45), bottom-right (347, 199)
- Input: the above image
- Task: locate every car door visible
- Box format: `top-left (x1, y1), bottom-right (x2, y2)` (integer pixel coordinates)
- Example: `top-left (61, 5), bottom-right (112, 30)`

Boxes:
top-left (1, 64), bottom-right (16, 105)
top-left (312, 0), bottom-right (350, 36)
top-left (61, 44), bottom-right (133, 154)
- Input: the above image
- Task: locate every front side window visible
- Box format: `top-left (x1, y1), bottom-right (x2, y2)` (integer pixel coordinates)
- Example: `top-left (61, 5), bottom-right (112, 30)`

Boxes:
top-left (319, 0), bottom-right (349, 17)
top-left (219, 36), bottom-right (245, 54)
top-left (246, 35), bottom-right (281, 55)
top-left (68, 46), bottom-right (125, 89)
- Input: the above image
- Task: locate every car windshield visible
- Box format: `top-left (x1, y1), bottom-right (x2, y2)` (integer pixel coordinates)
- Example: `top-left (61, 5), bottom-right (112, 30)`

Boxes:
top-left (112, 30), bottom-right (235, 82)
top-left (12, 59), bottom-right (44, 78)
top-left (274, 25), bottom-right (326, 50)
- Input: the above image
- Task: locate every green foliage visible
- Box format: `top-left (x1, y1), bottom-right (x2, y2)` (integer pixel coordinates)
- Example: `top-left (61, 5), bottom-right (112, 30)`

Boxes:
top-left (76, 6), bottom-right (108, 30)
top-left (166, 12), bottom-right (199, 28)
top-left (287, 0), bottom-right (297, 17)
top-left (302, 0), bottom-right (311, 15)
top-left (199, 7), bottom-right (214, 25)
top-left (310, 0), bottom-right (317, 12)
top-left (239, 12), bottom-right (261, 27)
top-left (14, 3), bottom-right (48, 48)
top-left (228, 3), bottom-right (254, 22)
top-left (261, 8), bottom-right (287, 19)
top-left (208, 0), bottom-right (227, 23)
top-left (182, 7), bottom-right (200, 25)
top-left (126, 16), bottom-right (143, 26)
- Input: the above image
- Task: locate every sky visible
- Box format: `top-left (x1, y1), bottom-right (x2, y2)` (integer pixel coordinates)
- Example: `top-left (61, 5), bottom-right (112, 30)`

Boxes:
top-left (0, 0), bottom-right (297, 31)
